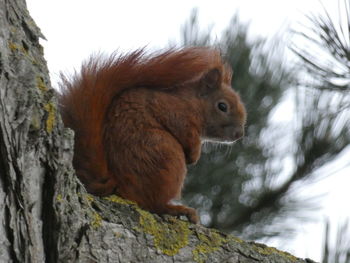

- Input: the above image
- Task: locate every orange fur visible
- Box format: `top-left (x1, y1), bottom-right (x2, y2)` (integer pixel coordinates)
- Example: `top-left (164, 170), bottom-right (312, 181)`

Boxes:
top-left (59, 47), bottom-right (246, 223)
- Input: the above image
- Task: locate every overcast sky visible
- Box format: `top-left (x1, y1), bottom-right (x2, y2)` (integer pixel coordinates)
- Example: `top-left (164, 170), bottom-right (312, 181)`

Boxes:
top-left (26, 1), bottom-right (349, 261)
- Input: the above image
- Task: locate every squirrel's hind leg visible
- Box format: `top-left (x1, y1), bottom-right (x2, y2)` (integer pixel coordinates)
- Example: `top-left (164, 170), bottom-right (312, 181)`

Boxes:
top-left (78, 171), bottom-right (118, 196)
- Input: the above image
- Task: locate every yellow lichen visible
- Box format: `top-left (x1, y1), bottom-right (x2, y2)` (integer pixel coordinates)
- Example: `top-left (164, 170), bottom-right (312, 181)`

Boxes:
top-left (91, 212), bottom-right (102, 229)
top-left (8, 42), bottom-right (28, 55)
top-left (8, 42), bottom-right (18, 52)
top-left (85, 194), bottom-right (95, 204)
top-left (56, 194), bottom-right (63, 202)
top-left (104, 195), bottom-right (136, 205)
top-left (8, 41), bottom-right (38, 64)
top-left (228, 235), bottom-right (244, 244)
top-left (43, 102), bottom-right (55, 133)
top-left (136, 208), bottom-right (191, 256)
top-left (104, 195), bottom-right (192, 256)
top-left (192, 230), bottom-right (227, 263)
top-left (30, 110), bottom-right (41, 130)
top-left (36, 76), bottom-right (48, 92)
top-left (253, 243), bottom-right (298, 262)
top-left (114, 232), bottom-right (123, 238)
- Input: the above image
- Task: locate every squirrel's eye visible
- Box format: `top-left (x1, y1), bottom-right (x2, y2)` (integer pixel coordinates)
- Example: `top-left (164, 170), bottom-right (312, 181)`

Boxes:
top-left (217, 102), bottom-right (228, 112)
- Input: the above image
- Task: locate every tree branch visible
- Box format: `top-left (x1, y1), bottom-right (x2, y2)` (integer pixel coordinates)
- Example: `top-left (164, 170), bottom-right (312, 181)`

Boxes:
top-left (0, 0), bottom-right (317, 262)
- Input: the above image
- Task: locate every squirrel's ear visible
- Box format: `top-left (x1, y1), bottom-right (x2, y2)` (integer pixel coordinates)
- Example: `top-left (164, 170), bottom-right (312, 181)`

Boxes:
top-left (198, 68), bottom-right (221, 96)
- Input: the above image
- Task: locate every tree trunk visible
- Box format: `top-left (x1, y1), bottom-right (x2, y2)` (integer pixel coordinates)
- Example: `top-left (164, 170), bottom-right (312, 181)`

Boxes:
top-left (0, 0), bottom-right (317, 262)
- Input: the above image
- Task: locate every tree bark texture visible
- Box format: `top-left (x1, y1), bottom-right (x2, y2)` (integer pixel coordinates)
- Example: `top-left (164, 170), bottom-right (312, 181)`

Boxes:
top-left (0, 0), bottom-right (318, 262)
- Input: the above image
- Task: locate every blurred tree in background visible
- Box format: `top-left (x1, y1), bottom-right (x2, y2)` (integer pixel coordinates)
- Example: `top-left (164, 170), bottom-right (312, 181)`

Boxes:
top-left (181, 7), bottom-right (350, 244)
top-left (292, 0), bottom-right (350, 262)
top-left (322, 220), bottom-right (350, 263)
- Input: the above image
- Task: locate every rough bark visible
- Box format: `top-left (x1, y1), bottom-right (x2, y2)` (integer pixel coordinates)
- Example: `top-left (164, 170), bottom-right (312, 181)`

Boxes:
top-left (0, 0), bottom-right (318, 262)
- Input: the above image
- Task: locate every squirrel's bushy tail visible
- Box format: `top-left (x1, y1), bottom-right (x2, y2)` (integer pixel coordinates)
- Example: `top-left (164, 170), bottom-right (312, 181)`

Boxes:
top-left (58, 47), bottom-right (225, 194)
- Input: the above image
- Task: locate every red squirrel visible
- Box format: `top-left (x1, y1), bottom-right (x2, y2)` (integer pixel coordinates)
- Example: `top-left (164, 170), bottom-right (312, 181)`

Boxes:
top-left (59, 47), bottom-right (246, 224)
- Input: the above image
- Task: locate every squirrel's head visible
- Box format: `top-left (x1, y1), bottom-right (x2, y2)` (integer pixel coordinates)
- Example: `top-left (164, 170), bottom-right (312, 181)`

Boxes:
top-left (197, 67), bottom-right (246, 143)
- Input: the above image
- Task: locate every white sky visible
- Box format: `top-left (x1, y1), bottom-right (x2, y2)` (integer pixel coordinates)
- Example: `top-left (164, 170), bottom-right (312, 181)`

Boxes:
top-left (26, 0), bottom-right (349, 261)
